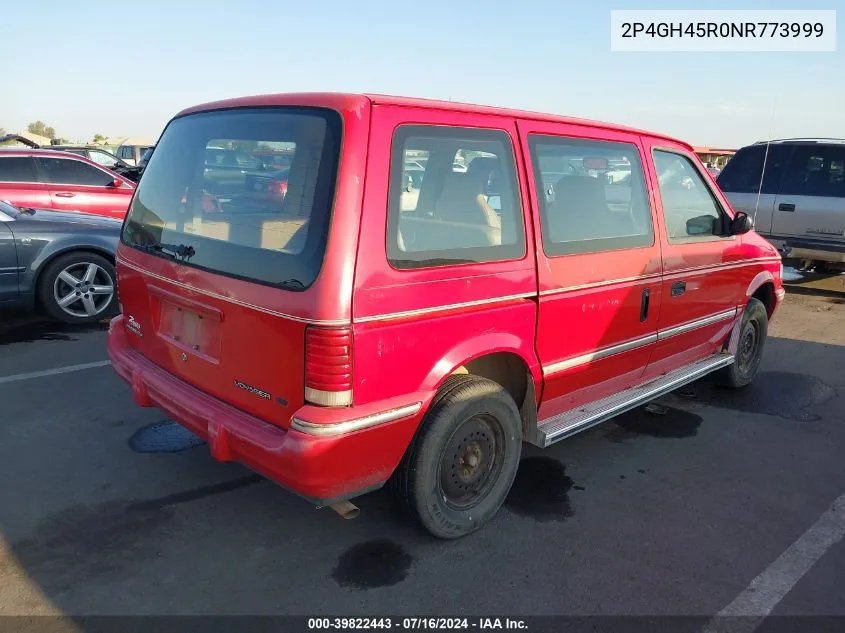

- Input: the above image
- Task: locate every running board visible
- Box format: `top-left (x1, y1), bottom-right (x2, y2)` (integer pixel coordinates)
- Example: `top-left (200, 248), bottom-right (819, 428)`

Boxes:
top-left (534, 353), bottom-right (734, 447)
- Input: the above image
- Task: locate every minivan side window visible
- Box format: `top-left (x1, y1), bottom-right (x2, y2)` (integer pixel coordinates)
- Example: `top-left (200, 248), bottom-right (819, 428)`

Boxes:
top-left (528, 135), bottom-right (653, 256)
top-left (779, 145), bottom-right (845, 198)
top-left (0, 157), bottom-right (38, 182)
top-left (717, 144), bottom-right (791, 194)
top-left (653, 150), bottom-right (727, 241)
top-left (386, 126), bottom-right (525, 269)
top-left (36, 157), bottom-right (114, 187)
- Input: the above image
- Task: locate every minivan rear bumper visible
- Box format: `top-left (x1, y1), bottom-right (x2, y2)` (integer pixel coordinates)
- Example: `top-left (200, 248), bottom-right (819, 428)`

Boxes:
top-left (107, 315), bottom-right (423, 504)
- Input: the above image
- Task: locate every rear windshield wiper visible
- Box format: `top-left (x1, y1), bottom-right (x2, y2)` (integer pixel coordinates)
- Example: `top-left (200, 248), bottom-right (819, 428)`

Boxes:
top-left (137, 242), bottom-right (196, 261)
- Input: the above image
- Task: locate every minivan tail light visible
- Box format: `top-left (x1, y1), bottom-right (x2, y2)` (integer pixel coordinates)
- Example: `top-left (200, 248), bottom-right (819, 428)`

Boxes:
top-left (305, 326), bottom-right (353, 407)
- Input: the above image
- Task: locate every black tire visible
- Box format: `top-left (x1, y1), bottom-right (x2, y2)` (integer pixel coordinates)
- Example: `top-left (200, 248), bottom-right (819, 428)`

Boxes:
top-left (389, 375), bottom-right (522, 539)
top-left (716, 297), bottom-right (768, 389)
top-left (38, 251), bottom-right (118, 325)
top-left (813, 261), bottom-right (833, 274)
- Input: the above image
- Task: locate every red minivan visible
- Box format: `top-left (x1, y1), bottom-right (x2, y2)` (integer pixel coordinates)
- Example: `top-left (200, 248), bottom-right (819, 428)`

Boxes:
top-left (108, 93), bottom-right (785, 538)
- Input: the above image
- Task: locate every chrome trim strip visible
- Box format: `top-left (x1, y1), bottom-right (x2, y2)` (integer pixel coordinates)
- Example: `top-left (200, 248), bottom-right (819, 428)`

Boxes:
top-left (542, 307), bottom-right (739, 376)
top-left (540, 273), bottom-right (661, 297)
top-left (665, 257), bottom-right (781, 278)
top-left (291, 402), bottom-right (423, 436)
top-left (539, 258), bottom-right (780, 297)
top-left (354, 292), bottom-right (536, 324)
top-left (543, 333), bottom-right (658, 376)
top-left (657, 308), bottom-right (738, 341)
top-left (116, 257), bottom-right (350, 326)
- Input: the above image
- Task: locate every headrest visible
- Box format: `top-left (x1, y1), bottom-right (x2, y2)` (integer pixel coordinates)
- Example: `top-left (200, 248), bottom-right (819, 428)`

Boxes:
top-left (467, 157), bottom-right (500, 179)
top-left (555, 176), bottom-right (607, 211)
top-left (439, 172), bottom-right (484, 201)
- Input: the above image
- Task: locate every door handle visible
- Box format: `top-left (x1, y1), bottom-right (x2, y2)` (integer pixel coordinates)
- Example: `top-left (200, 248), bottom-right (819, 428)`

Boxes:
top-left (671, 281), bottom-right (686, 297)
top-left (778, 203), bottom-right (796, 212)
top-left (640, 287), bottom-right (650, 322)
top-left (55, 192), bottom-right (76, 198)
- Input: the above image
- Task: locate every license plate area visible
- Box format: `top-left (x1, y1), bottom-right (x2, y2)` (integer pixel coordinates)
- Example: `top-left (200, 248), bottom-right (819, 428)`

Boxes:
top-left (150, 285), bottom-right (223, 362)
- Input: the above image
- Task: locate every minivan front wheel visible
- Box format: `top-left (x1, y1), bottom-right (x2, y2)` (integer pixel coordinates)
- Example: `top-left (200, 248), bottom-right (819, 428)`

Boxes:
top-left (718, 297), bottom-right (768, 389)
top-left (390, 375), bottom-right (522, 539)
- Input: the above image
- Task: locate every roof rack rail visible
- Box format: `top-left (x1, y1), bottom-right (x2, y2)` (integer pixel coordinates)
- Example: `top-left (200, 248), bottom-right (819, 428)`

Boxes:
top-left (753, 137), bottom-right (845, 145)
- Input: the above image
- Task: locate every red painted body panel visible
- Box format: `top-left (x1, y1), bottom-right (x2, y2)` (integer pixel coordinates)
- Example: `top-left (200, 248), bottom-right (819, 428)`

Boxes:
top-left (0, 181), bottom-right (52, 209)
top-left (107, 92), bottom-right (785, 505)
top-left (351, 104), bottom-right (540, 406)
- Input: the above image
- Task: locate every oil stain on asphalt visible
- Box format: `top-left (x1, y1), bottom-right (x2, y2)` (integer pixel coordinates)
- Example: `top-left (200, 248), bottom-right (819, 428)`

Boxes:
top-left (128, 420), bottom-right (207, 453)
top-left (688, 372), bottom-right (836, 422)
top-left (12, 475), bottom-right (264, 591)
top-left (505, 457), bottom-right (574, 522)
top-left (332, 539), bottom-right (413, 589)
top-left (12, 500), bottom-right (175, 590)
top-left (604, 405), bottom-right (703, 442)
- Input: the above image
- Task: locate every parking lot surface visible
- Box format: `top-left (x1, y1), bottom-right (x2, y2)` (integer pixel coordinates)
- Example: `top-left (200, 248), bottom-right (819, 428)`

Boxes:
top-left (1, 277), bottom-right (843, 620)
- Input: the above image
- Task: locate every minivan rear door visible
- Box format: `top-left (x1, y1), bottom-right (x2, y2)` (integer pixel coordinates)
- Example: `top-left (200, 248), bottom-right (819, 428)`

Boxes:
top-left (118, 105), bottom-right (346, 429)
top-left (771, 143), bottom-right (845, 243)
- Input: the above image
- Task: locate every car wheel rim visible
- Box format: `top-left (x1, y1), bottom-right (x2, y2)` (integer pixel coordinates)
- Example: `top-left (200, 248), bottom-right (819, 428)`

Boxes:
top-left (53, 262), bottom-right (114, 319)
top-left (439, 414), bottom-right (505, 510)
top-left (737, 320), bottom-right (759, 372)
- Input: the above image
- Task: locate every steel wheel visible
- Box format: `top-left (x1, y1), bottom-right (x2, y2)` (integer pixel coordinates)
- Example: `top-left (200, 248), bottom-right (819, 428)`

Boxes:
top-left (716, 297), bottom-right (768, 389)
top-left (439, 414), bottom-right (505, 510)
top-left (736, 318), bottom-right (760, 373)
top-left (52, 261), bottom-right (114, 319)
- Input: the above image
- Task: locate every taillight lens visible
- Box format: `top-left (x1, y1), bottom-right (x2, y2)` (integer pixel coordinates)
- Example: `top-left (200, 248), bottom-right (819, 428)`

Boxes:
top-left (305, 327), bottom-right (353, 406)
top-left (275, 180), bottom-right (288, 199)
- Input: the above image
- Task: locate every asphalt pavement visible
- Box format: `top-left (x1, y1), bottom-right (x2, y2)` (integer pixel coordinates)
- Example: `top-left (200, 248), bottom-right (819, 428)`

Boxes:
top-left (0, 284), bottom-right (843, 624)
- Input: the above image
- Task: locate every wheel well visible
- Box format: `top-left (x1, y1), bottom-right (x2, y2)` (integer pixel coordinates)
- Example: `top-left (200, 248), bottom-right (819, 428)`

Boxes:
top-left (452, 352), bottom-right (529, 410)
top-left (752, 282), bottom-right (776, 318)
top-left (33, 247), bottom-right (115, 303)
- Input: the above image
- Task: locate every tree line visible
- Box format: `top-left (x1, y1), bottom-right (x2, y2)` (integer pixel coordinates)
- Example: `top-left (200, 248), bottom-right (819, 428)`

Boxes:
top-left (1, 121), bottom-right (109, 145)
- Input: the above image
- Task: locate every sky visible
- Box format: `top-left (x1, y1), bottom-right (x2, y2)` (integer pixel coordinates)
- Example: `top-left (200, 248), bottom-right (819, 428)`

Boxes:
top-left (1, 0), bottom-right (842, 148)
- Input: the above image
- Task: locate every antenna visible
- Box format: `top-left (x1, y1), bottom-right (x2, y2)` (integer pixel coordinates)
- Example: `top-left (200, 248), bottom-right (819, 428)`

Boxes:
top-left (753, 97), bottom-right (777, 223)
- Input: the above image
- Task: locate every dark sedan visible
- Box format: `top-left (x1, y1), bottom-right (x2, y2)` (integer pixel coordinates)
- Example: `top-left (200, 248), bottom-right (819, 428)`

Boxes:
top-left (0, 201), bottom-right (121, 324)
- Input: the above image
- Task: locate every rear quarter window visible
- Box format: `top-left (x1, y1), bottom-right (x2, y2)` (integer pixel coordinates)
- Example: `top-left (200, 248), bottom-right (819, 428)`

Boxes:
top-left (386, 125), bottom-right (526, 269)
top-left (0, 157), bottom-right (38, 182)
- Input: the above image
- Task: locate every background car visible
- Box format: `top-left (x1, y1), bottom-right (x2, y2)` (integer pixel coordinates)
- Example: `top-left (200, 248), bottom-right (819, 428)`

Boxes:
top-left (717, 138), bottom-right (845, 272)
top-left (0, 149), bottom-right (135, 219)
top-left (244, 167), bottom-right (289, 200)
top-left (0, 200), bottom-right (120, 324)
top-left (49, 145), bottom-right (128, 170)
top-left (116, 143), bottom-right (155, 166)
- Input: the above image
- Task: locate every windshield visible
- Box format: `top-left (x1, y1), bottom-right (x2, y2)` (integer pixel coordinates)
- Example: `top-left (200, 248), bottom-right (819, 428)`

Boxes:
top-left (121, 107), bottom-right (342, 289)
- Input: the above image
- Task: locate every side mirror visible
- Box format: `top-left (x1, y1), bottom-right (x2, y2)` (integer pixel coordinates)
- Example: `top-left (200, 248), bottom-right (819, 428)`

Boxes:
top-left (109, 178), bottom-right (123, 188)
top-left (731, 211), bottom-right (754, 235)
top-left (686, 214), bottom-right (719, 236)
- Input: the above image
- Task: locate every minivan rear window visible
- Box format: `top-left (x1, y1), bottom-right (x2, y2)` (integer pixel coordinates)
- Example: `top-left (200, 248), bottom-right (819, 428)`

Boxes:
top-left (121, 107), bottom-right (341, 289)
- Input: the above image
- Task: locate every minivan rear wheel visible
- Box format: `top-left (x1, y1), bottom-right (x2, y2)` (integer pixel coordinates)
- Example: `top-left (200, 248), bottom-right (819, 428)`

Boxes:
top-left (389, 375), bottom-right (522, 539)
top-left (717, 297), bottom-right (768, 389)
